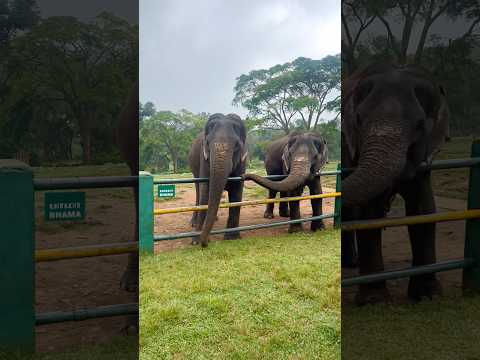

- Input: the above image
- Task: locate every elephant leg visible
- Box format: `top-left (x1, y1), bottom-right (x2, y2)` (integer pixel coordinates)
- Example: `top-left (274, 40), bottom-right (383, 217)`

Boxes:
top-left (279, 191), bottom-right (290, 217)
top-left (308, 178), bottom-right (325, 231)
top-left (225, 183), bottom-right (243, 240)
top-left (341, 205), bottom-right (358, 268)
top-left (264, 189), bottom-right (276, 219)
top-left (355, 205), bottom-right (390, 305)
top-left (288, 187), bottom-right (304, 233)
top-left (191, 182), bottom-right (199, 227)
top-left (192, 182), bottom-right (208, 245)
top-left (401, 175), bottom-right (441, 301)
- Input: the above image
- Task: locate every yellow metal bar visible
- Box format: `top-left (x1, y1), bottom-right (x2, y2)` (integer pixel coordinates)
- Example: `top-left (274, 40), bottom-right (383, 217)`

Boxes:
top-left (342, 209), bottom-right (480, 231)
top-left (35, 242), bottom-right (138, 262)
top-left (154, 192), bottom-right (341, 215)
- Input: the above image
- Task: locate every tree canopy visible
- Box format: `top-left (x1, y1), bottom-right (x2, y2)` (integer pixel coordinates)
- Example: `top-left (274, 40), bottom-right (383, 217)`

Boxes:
top-left (233, 55), bottom-right (341, 134)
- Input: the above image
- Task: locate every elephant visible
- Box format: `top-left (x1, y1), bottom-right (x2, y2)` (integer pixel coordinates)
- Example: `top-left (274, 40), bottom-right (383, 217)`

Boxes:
top-left (243, 132), bottom-right (328, 233)
top-left (115, 79), bottom-right (139, 333)
top-left (188, 113), bottom-right (248, 247)
top-left (341, 62), bottom-right (450, 304)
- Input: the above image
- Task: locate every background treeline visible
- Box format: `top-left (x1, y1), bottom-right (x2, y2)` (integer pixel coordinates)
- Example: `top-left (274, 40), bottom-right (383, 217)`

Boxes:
top-left (342, 0), bottom-right (480, 136)
top-left (0, 0), bottom-right (138, 165)
top-left (140, 54), bottom-right (341, 173)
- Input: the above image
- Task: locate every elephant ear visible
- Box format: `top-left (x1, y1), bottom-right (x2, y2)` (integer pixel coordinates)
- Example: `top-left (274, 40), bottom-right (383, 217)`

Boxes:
top-left (425, 85), bottom-right (450, 163)
top-left (281, 144), bottom-right (290, 172)
top-left (341, 76), bottom-right (361, 163)
top-left (312, 135), bottom-right (328, 169)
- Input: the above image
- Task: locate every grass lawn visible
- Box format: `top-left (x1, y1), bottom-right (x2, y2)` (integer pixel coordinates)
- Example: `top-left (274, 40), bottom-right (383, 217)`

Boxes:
top-left (140, 230), bottom-right (340, 360)
top-left (342, 295), bottom-right (480, 359)
top-left (0, 337), bottom-right (137, 360)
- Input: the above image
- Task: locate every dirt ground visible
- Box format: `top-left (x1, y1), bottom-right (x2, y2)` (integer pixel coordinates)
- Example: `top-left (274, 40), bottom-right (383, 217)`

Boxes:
top-left (342, 195), bottom-right (467, 304)
top-left (153, 181), bottom-right (337, 252)
top-left (35, 188), bottom-right (137, 353)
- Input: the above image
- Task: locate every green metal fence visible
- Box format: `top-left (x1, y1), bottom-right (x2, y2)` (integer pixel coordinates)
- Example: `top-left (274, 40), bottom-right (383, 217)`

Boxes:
top-left (0, 161), bottom-right (138, 352)
top-left (341, 140), bottom-right (480, 291)
top-left (139, 169), bottom-right (342, 253)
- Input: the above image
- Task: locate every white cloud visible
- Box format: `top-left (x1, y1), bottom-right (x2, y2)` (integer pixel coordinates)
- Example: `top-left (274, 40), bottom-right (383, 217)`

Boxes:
top-left (140, 0), bottom-right (340, 116)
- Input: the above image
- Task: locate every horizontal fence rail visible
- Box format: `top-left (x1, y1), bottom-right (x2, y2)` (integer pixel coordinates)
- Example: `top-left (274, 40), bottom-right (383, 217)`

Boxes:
top-left (35, 303), bottom-right (138, 325)
top-left (155, 192), bottom-right (341, 215)
top-left (154, 214), bottom-right (334, 241)
top-left (153, 170), bottom-right (340, 185)
top-left (342, 209), bottom-right (480, 232)
top-left (34, 176), bottom-right (137, 190)
top-left (342, 258), bottom-right (474, 287)
top-left (35, 242), bottom-right (138, 262)
top-left (341, 157), bottom-right (480, 174)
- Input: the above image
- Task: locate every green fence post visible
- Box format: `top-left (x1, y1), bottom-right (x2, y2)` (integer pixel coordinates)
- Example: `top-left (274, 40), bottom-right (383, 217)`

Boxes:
top-left (334, 163), bottom-right (341, 228)
top-left (463, 140), bottom-right (480, 292)
top-left (139, 171), bottom-right (154, 254)
top-left (0, 160), bottom-right (35, 352)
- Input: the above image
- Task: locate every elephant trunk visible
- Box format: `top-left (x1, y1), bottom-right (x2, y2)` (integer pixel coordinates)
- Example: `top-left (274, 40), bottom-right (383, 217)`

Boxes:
top-left (245, 157), bottom-right (310, 192)
top-left (199, 143), bottom-right (232, 247)
top-left (342, 123), bottom-right (407, 207)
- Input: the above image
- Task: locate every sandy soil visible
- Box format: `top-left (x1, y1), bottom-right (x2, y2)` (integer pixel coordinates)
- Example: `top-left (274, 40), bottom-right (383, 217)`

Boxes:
top-left (342, 196), bottom-right (467, 304)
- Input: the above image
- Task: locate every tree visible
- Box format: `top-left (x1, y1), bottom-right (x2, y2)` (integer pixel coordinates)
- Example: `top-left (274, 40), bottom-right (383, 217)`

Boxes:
top-left (233, 55), bottom-right (341, 134)
top-left (10, 12), bottom-right (138, 163)
top-left (342, 0), bottom-right (480, 72)
top-left (139, 109), bottom-right (208, 173)
top-left (140, 101), bottom-right (156, 121)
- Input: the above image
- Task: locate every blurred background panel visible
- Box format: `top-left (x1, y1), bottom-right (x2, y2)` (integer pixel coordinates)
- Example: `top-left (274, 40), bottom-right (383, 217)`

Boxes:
top-left (341, 1), bottom-right (480, 359)
top-left (0, 0), bottom-right (138, 357)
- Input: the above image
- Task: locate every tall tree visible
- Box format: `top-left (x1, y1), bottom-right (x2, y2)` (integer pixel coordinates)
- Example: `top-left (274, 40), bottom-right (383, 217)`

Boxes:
top-left (233, 55), bottom-right (340, 134)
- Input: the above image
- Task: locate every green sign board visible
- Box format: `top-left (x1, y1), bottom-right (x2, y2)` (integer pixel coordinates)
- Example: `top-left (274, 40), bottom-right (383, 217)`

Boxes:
top-left (45, 191), bottom-right (85, 221)
top-left (157, 184), bottom-right (175, 198)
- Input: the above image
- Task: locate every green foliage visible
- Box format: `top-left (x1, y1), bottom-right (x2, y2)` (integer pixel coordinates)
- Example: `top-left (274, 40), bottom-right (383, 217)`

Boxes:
top-left (140, 108), bottom-right (207, 173)
top-left (0, 6), bottom-right (138, 164)
top-left (342, 0), bottom-right (480, 135)
top-left (233, 55), bottom-right (341, 134)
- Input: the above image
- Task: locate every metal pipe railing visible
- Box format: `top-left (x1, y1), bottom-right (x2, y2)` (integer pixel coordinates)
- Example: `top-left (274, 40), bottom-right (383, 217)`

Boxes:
top-left (34, 176), bottom-right (137, 190)
top-left (155, 192), bottom-right (341, 215)
top-left (342, 258), bottom-right (474, 287)
top-left (154, 213), bottom-right (335, 241)
top-left (36, 303), bottom-right (138, 325)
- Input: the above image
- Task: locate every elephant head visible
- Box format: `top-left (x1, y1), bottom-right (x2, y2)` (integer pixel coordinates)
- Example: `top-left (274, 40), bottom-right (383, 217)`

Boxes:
top-left (199, 113), bottom-right (247, 247)
top-left (342, 63), bottom-right (449, 207)
top-left (244, 132), bottom-right (328, 192)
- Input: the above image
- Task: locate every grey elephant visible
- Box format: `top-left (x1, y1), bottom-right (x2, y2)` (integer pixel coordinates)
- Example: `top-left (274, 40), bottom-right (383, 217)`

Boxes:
top-left (188, 113), bottom-right (248, 247)
top-left (244, 132), bottom-right (328, 233)
top-left (342, 63), bottom-right (449, 304)
top-left (115, 80), bottom-right (139, 333)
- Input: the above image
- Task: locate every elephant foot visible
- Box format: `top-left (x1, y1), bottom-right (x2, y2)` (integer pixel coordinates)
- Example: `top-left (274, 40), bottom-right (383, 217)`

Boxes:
top-left (355, 283), bottom-right (391, 306)
top-left (279, 208), bottom-right (290, 217)
top-left (191, 219), bottom-right (197, 228)
top-left (288, 223), bottom-right (303, 233)
top-left (191, 236), bottom-right (200, 245)
top-left (224, 232), bottom-right (241, 240)
top-left (408, 275), bottom-right (442, 302)
top-left (120, 268), bottom-right (138, 292)
top-left (311, 220), bottom-right (325, 232)
top-left (122, 315), bottom-right (138, 336)
top-left (264, 211), bottom-right (274, 219)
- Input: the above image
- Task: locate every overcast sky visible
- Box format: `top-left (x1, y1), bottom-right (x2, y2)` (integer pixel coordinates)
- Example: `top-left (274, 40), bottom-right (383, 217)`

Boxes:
top-left (140, 0), bottom-right (340, 116)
